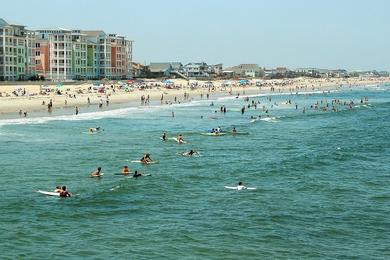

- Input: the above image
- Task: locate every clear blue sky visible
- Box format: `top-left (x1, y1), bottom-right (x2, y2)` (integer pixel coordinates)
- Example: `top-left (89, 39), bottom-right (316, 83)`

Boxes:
top-left (2, 0), bottom-right (390, 70)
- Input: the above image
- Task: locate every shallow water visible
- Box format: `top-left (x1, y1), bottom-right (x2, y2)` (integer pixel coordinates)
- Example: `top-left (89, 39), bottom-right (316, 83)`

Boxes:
top-left (0, 85), bottom-right (389, 259)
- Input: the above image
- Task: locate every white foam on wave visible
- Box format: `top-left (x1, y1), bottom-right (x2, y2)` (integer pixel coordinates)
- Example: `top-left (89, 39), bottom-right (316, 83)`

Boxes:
top-left (0, 106), bottom-right (145, 126)
top-left (0, 99), bottom-right (217, 126)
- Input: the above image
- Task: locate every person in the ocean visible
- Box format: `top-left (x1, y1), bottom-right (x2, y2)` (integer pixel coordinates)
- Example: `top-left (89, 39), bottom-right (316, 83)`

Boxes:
top-left (133, 170), bottom-right (142, 178)
top-left (59, 186), bottom-right (71, 197)
top-left (90, 167), bottom-right (102, 177)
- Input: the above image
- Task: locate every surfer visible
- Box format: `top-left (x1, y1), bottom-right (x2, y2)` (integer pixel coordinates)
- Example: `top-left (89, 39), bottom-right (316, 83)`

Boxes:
top-left (177, 134), bottom-right (184, 143)
top-left (183, 150), bottom-right (198, 156)
top-left (121, 166), bottom-right (130, 175)
top-left (54, 186), bottom-right (62, 193)
top-left (59, 186), bottom-right (71, 197)
top-left (140, 153), bottom-right (152, 164)
top-left (237, 182), bottom-right (247, 189)
top-left (133, 170), bottom-right (142, 178)
top-left (161, 132), bottom-right (167, 141)
top-left (232, 127), bottom-right (237, 134)
top-left (90, 167), bottom-right (102, 177)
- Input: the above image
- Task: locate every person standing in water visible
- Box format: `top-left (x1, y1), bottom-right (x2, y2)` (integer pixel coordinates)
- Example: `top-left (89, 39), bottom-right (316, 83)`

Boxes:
top-left (75, 106), bottom-right (79, 115)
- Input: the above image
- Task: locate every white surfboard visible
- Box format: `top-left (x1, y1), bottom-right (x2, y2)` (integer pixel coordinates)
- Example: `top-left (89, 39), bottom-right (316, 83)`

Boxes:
top-left (168, 137), bottom-right (187, 143)
top-left (131, 160), bottom-right (159, 164)
top-left (90, 173), bottom-right (104, 177)
top-left (37, 190), bottom-right (60, 196)
top-left (224, 186), bottom-right (256, 190)
top-left (200, 132), bottom-right (226, 136)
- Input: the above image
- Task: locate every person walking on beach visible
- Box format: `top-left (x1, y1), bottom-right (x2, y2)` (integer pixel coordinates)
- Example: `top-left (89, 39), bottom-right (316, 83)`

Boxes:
top-left (75, 106), bottom-right (79, 115)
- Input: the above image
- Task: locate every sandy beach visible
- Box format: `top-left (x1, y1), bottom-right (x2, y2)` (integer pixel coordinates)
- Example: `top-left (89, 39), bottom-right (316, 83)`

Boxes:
top-left (0, 77), bottom-right (388, 117)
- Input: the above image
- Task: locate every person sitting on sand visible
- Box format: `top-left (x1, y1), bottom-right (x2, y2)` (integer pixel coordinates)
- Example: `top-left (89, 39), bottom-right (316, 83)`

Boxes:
top-left (90, 167), bottom-right (102, 177)
top-left (133, 170), bottom-right (142, 178)
top-left (140, 154), bottom-right (152, 164)
top-left (121, 166), bottom-right (130, 175)
top-left (59, 186), bottom-right (71, 197)
top-left (161, 132), bottom-right (167, 141)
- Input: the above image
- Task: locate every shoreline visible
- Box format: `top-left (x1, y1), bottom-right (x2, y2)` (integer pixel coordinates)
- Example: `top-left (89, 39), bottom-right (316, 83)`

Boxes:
top-left (0, 77), bottom-right (388, 120)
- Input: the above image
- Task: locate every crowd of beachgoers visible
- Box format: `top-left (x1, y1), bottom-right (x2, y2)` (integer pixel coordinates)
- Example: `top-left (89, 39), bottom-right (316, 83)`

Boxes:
top-left (0, 77), bottom-right (388, 116)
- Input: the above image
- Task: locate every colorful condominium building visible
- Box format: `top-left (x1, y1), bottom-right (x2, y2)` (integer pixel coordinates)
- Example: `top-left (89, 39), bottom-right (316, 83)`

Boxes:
top-left (0, 18), bottom-right (36, 81)
top-left (0, 18), bottom-right (133, 81)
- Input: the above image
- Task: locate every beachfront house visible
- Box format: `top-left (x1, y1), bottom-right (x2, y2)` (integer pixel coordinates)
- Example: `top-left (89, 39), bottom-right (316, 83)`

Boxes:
top-left (148, 63), bottom-right (173, 78)
top-left (223, 64), bottom-right (262, 78)
top-left (183, 62), bottom-right (208, 77)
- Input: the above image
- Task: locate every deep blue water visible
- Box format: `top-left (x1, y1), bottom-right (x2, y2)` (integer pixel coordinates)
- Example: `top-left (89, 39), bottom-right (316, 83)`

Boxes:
top-left (0, 85), bottom-right (389, 259)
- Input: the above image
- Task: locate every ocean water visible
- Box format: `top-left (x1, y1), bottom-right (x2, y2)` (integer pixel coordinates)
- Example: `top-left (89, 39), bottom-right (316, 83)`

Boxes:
top-left (0, 85), bottom-right (389, 259)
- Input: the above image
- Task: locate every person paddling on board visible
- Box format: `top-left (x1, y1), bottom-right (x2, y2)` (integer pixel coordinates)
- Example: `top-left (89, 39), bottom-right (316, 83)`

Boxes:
top-left (161, 132), bottom-right (167, 141)
top-left (140, 153), bottom-right (152, 164)
top-left (54, 186), bottom-right (63, 193)
top-left (90, 167), bottom-right (102, 177)
top-left (237, 182), bottom-right (247, 190)
top-left (59, 186), bottom-right (71, 197)
top-left (121, 165), bottom-right (130, 175)
top-left (183, 149), bottom-right (198, 156)
top-left (133, 170), bottom-right (142, 178)
top-left (177, 133), bottom-right (184, 143)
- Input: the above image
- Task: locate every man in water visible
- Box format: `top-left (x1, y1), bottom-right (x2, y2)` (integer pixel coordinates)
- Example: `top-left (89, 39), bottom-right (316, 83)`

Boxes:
top-left (177, 134), bottom-right (184, 143)
top-left (59, 186), bottom-right (71, 197)
top-left (237, 182), bottom-right (247, 190)
top-left (133, 170), bottom-right (142, 178)
top-left (121, 166), bottom-right (130, 175)
top-left (161, 132), bottom-right (167, 141)
top-left (140, 154), bottom-right (152, 164)
top-left (232, 127), bottom-right (237, 134)
top-left (183, 150), bottom-right (198, 156)
top-left (54, 186), bottom-right (62, 193)
top-left (90, 167), bottom-right (102, 177)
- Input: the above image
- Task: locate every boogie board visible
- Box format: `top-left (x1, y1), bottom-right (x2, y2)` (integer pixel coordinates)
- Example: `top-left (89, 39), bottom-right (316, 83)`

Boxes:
top-left (37, 190), bottom-right (60, 196)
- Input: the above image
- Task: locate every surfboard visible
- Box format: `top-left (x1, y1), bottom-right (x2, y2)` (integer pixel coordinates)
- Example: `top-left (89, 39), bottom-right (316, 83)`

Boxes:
top-left (200, 132), bottom-right (226, 136)
top-left (37, 190), bottom-right (60, 196)
top-left (230, 132), bottom-right (249, 135)
top-left (114, 172), bottom-right (133, 176)
top-left (81, 131), bottom-right (97, 135)
top-left (90, 173), bottom-right (104, 177)
top-left (131, 160), bottom-right (159, 164)
top-left (168, 137), bottom-right (187, 143)
top-left (224, 186), bottom-right (256, 190)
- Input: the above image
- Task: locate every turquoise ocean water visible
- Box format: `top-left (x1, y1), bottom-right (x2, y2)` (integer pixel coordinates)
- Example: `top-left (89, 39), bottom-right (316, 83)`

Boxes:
top-left (0, 84), bottom-right (389, 259)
